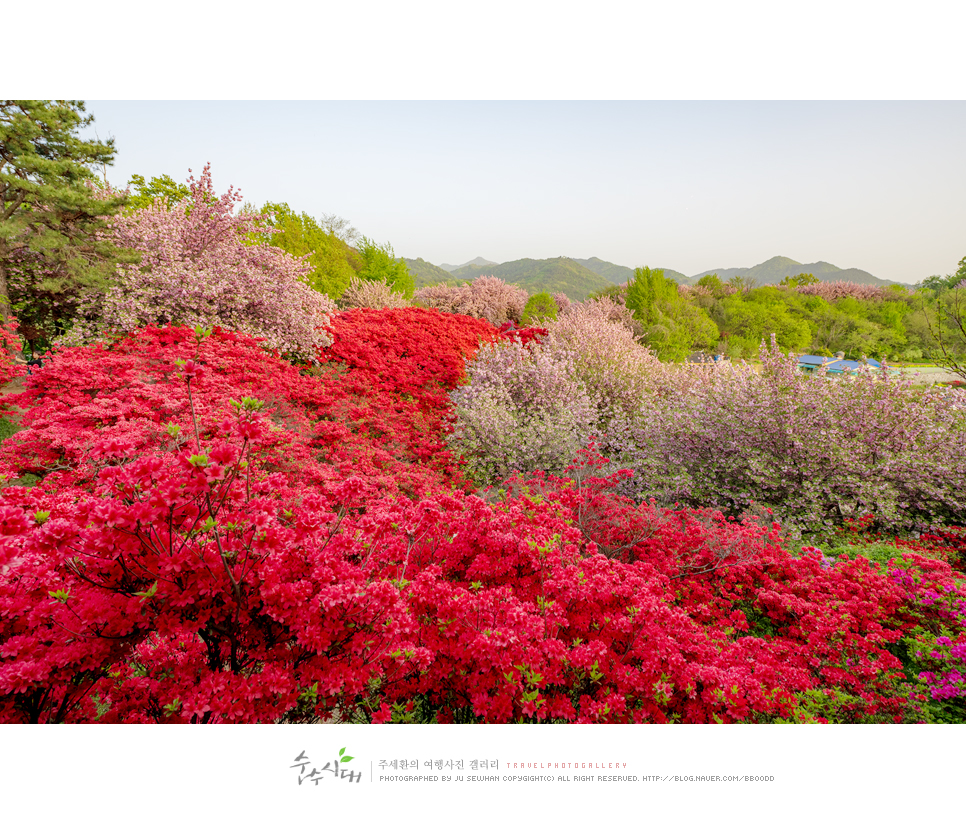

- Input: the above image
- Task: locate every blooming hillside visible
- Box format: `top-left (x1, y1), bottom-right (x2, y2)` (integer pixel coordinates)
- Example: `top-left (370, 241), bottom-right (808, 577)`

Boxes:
top-left (0, 308), bottom-right (965, 724)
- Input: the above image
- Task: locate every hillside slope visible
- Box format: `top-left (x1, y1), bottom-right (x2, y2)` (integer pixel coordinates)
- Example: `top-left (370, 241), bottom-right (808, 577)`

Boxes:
top-left (439, 256), bottom-right (499, 272)
top-left (404, 257), bottom-right (456, 287)
top-left (691, 255), bottom-right (888, 286)
top-left (448, 256), bottom-right (614, 300)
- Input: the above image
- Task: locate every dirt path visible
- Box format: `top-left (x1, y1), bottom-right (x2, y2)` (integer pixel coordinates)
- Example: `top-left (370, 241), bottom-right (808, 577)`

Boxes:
top-left (893, 367), bottom-right (964, 384)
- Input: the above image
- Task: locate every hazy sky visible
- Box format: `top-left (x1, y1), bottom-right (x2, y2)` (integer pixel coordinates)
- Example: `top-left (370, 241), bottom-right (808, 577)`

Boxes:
top-left (81, 100), bottom-right (964, 284)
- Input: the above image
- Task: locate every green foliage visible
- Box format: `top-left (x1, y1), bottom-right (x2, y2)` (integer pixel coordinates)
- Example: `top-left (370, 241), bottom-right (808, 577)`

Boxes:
top-left (0, 416), bottom-right (20, 442)
top-left (923, 292), bottom-right (966, 379)
top-left (259, 202), bottom-right (359, 299)
top-left (780, 272), bottom-right (819, 287)
top-left (957, 255), bottom-right (966, 287)
top-left (716, 292), bottom-right (812, 357)
top-left (404, 257), bottom-right (455, 288)
top-left (696, 273), bottom-right (726, 297)
top-left (626, 266), bottom-right (719, 360)
top-left (125, 174), bottom-right (190, 210)
top-left (521, 291), bottom-right (558, 325)
top-left (921, 259), bottom-right (966, 293)
top-left (586, 284), bottom-right (624, 301)
top-left (0, 100), bottom-right (134, 348)
top-left (684, 278), bottom-right (927, 362)
top-left (917, 256), bottom-right (966, 380)
top-left (356, 237), bottom-right (414, 298)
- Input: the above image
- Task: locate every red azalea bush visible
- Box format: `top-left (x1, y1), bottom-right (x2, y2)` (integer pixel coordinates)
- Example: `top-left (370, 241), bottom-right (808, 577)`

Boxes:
top-left (1, 314), bottom-right (965, 724)
top-left (1, 308), bottom-right (500, 500)
top-left (0, 317), bottom-right (23, 386)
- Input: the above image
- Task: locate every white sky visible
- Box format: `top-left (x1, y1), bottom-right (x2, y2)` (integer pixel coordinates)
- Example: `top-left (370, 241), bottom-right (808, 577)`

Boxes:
top-left (80, 99), bottom-right (965, 283)
top-left (12, 4), bottom-right (965, 285)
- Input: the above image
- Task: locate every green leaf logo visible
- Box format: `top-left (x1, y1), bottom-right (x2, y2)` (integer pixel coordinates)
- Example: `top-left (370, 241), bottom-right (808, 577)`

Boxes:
top-left (339, 747), bottom-right (354, 764)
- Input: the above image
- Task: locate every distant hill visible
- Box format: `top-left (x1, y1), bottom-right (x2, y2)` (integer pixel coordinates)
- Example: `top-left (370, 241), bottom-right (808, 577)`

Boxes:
top-left (575, 258), bottom-right (692, 286)
top-left (404, 257), bottom-right (455, 287)
top-left (439, 256), bottom-right (499, 273)
top-left (690, 255), bottom-right (890, 287)
top-left (448, 256), bottom-right (614, 300)
top-left (574, 257), bottom-right (635, 285)
top-left (404, 253), bottom-right (891, 300)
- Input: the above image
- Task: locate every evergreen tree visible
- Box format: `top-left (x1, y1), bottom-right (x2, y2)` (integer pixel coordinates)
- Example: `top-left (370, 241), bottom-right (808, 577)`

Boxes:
top-left (0, 100), bottom-right (130, 345)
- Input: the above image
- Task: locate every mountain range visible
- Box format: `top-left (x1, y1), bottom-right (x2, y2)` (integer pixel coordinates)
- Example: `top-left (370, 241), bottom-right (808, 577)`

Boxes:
top-left (689, 256), bottom-right (889, 288)
top-left (404, 254), bottom-right (896, 301)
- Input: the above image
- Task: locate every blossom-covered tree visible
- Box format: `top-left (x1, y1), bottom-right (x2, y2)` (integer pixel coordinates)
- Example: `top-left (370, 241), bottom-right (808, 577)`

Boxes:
top-left (338, 276), bottom-right (410, 310)
top-left (66, 165), bottom-right (335, 356)
top-left (414, 276), bottom-right (528, 326)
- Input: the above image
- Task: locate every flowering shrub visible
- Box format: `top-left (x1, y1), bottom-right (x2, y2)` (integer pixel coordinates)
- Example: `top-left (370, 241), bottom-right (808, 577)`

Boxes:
top-left (3, 405), bottom-right (956, 724)
top-left (0, 314), bottom-right (499, 723)
top-left (447, 338), bottom-right (597, 484)
top-left (66, 164), bottom-right (335, 357)
top-left (0, 316), bottom-right (24, 392)
top-left (320, 308), bottom-right (499, 478)
top-left (816, 526), bottom-right (966, 721)
top-left (2, 310), bottom-right (965, 724)
top-left (338, 276), bottom-right (410, 310)
top-left (794, 281), bottom-right (893, 302)
top-left (1, 310), bottom-right (498, 504)
top-left (547, 299), bottom-right (655, 415)
top-left (446, 300), bottom-right (663, 486)
top-left (552, 292), bottom-right (571, 314)
top-left (598, 339), bottom-right (966, 536)
top-left (413, 276), bottom-right (528, 326)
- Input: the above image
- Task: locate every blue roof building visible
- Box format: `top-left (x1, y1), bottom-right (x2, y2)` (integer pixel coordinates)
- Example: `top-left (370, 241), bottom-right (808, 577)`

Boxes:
top-left (797, 352), bottom-right (882, 374)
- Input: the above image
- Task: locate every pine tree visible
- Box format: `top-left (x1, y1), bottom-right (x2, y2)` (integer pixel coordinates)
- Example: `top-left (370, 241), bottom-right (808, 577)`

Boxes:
top-left (0, 100), bottom-right (129, 347)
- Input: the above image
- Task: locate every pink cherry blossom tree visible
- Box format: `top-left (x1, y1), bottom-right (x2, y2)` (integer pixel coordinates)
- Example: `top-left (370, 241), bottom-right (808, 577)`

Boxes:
top-left (65, 164), bottom-right (335, 356)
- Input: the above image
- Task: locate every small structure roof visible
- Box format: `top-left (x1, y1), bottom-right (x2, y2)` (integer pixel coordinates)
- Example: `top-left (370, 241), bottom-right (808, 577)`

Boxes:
top-left (797, 355), bottom-right (882, 373)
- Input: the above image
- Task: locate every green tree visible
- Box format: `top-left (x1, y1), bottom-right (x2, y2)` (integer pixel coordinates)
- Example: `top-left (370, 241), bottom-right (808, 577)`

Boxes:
top-left (919, 256), bottom-right (966, 380)
top-left (0, 100), bottom-right (130, 343)
top-left (780, 272), bottom-right (819, 287)
top-left (125, 173), bottom-right (190, 210)
top-left (718, 293), bottom-right (812, 356)
top-left (586, 284), bottom-right (624, 301)
top-left (626, 265), bottom-right (718, 360)
top-left (521, 291), bottom-right (558, 325)
top-left (696, 273), bottom-right (726, 297)
top-left (356, 237), bottom-right (415, 298)
top-left (259, 202), bottom-right (359, 299)
top-left (920, 258), bottom-right (966, 293)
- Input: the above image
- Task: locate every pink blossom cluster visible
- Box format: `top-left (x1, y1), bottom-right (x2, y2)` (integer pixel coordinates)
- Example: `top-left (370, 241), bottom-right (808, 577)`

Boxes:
top-left (448, 338), bottom-right (597, 483)
top-left (338, 277), bottom-right (411, 310)
top-left (66, 164), bottom-right (335, 357)
top-left (413, 276), bottom-right (528, 326)
top-left (793, 281), bottom-right (893, 302)
top-left (599, 339), bottom-right (966, 535)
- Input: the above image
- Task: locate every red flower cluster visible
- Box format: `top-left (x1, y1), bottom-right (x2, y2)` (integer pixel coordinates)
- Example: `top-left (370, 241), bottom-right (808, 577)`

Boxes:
top-left (0, 317), bottom-right (24, 405)
top-left (0, 313), bottom-right (962, 723)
